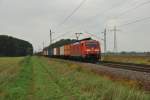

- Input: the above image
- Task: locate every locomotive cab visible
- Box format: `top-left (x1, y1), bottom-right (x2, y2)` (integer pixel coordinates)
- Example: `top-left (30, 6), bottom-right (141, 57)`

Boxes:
top-left (81, 40), bottom-right (101, 61)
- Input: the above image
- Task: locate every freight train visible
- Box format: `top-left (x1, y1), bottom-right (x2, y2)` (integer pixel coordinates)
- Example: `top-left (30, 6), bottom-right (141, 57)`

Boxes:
top-left (43, 38), bottom-right (101, 62)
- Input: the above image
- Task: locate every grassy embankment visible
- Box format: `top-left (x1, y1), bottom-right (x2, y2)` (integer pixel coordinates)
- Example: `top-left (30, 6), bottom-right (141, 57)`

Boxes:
top-left (0, 56), bottom-right (149, 100)
top-left (103, 55), bottom-right (150, 65)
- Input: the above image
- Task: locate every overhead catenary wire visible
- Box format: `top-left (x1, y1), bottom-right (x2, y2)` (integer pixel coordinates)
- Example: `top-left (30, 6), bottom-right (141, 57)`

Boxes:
top-left (52, 0), bottom-right (87, 42)
top-left (57, 0), bottom-right (88, 28)
top-left (53, 0), bottom-right (136, 41)
top-left (115, 0), bottom-right (150, 18)
top-left (52, 31), bottom-right (101, 44)
top-left (69, 0), bottom-right (150, 32)
top-left (52, 31), bottom-right (75, 42)
top-left (84, 0), bottom-right (132, 20)
top-left (60, 0), bottom-right (138, 33)
top-left (89, 0), bottom-right (132, 19)
top-left (52, 33), bottom-right (68, 42)
top-left (52, 0), bottom-right (150, 45)
top-left (57, 0), bottom-right (146, 32)
top-left (119, 16), bottom-right (150, 27)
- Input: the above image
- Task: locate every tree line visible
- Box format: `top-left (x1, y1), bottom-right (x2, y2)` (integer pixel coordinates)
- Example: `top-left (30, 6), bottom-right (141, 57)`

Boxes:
top-left (48, 38), bottom-right (92, 48)
top-left (49, 39), bottom-right (77, 48)
top-left (0, 35), bottom-right (33, 56)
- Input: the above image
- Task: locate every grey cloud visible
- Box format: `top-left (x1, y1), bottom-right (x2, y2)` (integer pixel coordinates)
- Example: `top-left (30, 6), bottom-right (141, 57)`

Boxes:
top-left (0, 0), bottom-right (150, 52)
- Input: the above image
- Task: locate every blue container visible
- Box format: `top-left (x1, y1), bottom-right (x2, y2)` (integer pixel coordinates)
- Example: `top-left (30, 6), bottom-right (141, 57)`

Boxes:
top-left (48, 47), bottom-right (53, 56)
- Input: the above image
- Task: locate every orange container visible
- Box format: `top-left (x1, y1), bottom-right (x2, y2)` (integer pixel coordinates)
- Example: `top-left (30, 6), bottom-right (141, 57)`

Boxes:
top-left (70, 42), bottom-right (81, 56)
top-left (64, 44), bottom-right (71, 56)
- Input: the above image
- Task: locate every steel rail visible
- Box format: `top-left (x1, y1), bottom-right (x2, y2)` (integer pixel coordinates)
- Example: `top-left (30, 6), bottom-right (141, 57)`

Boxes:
top-left (100, 61), bottom-right (150, 73)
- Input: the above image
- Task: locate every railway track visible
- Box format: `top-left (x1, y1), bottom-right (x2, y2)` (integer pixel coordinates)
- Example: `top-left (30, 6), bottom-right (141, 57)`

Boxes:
top-left (52, 58), bottom-right (150, 73)
top-left (99, 61), bottom-right (150, 73)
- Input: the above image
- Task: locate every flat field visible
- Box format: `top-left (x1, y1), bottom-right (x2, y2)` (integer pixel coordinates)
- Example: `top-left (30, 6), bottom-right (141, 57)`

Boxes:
top-left (103, 55), bottom-right (150, 65)
top-left (0, 56), bottom-right (149, 100)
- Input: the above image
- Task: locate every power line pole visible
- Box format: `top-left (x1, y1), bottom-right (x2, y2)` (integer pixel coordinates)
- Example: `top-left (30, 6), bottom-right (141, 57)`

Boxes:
top-left (50, 29), bottom-right (52, 46)
top-left (114, 26), bottom-right (117, 53)
top-left (110, 26), bottom-right (120, 53)
top-left (102, 28), bottom-right (107, 53)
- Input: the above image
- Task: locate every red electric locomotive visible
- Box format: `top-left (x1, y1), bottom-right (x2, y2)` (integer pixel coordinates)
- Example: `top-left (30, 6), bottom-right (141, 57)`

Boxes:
top-left (70, 39), bottom-right (101, 61)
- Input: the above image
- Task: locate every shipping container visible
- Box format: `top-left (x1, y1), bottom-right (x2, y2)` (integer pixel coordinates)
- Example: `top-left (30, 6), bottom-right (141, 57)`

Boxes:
top-left (43, 48), bottom-right (48, 56)
top-left (56, 47), bottom-right (60, 56)
top-left (53, 48), bottom-right (57, 56)
top-left (48, 48), bottom-right (53, 56)
top-left (46, 50), bottom-right (48, 56)
top-left (64, 44), bottom-right (71, 56)
top-left (43, 50), bottom-right (45, 56)
top-left (71, 42), bottom-right (81, 57)
top-left (60, 46), bottom-right (64, 56)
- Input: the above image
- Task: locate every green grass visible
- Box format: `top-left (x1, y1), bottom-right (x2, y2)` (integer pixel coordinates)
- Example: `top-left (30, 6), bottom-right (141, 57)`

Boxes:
top-left (0, 56), bottom-right (149, 100)
top-left (0, 56), bottom-right (33, 100)
top-left (0, 57), bottom-right (24, 96)
top-left (44, 57), bottom-right (150, 100)
top-left (0, 57), bottom-right (24, 72)
top-left (103, 55), bottom-right (150, 65)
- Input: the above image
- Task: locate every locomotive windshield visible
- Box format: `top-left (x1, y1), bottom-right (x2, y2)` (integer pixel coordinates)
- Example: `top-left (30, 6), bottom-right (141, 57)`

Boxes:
top-left (86, 42), bottom-right (98, 48)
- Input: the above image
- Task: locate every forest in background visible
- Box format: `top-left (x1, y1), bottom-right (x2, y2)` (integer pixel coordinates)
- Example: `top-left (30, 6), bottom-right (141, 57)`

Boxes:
top-left (0, 35), bottom-right (33, 56)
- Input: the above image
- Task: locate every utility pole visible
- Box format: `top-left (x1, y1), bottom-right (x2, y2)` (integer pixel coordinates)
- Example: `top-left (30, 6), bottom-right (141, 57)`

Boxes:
top-left (50, 29), bottom-right (52, 46)
top-left (75, 33), bottom-right (82, 40)
top-left (113, 26), bottom-right (117, 53)
top-left (110, 26), bottom-right (120, 53)
top-left (102, 28), bottom-right (107, 53)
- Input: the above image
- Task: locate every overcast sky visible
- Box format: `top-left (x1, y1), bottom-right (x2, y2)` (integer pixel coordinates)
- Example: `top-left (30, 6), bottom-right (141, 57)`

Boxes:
top-left (0, 0), bottom-right (150, 52)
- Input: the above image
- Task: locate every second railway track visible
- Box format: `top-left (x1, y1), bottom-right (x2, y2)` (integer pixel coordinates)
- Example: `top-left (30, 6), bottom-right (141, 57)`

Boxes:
top-left (99, 61), bottom-right (150, 73)
top-left (51, 58), bottom-right (150, 73)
